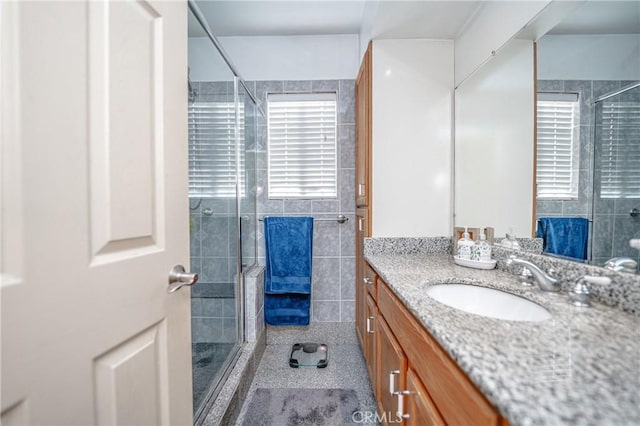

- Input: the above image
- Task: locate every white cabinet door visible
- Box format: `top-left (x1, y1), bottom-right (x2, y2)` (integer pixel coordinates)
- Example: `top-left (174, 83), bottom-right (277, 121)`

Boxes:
top-left (1, 1), bottom-right (192, 424)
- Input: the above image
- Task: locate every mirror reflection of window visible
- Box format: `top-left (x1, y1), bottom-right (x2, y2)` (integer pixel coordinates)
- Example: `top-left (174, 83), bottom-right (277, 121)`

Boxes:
top-left (536, 92), bottom-right (581, 200)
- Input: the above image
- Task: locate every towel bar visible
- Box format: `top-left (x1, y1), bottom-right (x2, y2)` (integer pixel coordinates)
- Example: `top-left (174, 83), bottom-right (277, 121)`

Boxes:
top-left (259, 214), bottom-right (349, 224)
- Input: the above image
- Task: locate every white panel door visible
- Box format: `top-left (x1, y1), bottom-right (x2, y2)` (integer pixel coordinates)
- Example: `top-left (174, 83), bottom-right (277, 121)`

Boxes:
top-left (0, 1), bottom-right (192, 425)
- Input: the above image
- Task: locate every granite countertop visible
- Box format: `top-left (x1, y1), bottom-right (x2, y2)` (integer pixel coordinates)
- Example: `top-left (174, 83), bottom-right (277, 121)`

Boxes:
top-left (365, 253), bottom-right (640, 426)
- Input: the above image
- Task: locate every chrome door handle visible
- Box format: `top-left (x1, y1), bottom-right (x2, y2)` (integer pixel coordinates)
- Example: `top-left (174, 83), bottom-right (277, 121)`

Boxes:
top-left (358, 183), bottom-right (366, 197)
top-left (363, 277), bottom-right (373, 285)
top-left (389, 370), bottom-right (400, 395)
top-left (395, 390), bottom-right (411, 420)
top-left (168, 265), bottom-right (198, 293)
top-left (366, 316), bottom-right (374, 334)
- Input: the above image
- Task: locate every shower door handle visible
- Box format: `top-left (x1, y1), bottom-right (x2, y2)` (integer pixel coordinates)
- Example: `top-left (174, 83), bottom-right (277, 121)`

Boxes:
top-left (168, 265), bottom-right (199, 293)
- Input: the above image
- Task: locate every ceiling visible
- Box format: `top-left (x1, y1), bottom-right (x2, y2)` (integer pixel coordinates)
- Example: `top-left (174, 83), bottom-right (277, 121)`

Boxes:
top-left (189, 0), bottom-right (640, 40)
top-left (189, 0), bottom-right (481, 39)
top-left (547, 1), bottom-right (640, 35)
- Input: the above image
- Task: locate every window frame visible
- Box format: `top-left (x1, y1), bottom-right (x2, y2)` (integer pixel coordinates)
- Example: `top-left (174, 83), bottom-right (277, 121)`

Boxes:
top-left (266, 92), bottom-right (338, 200)
top-left (536, 92), bottom-right (581, 201)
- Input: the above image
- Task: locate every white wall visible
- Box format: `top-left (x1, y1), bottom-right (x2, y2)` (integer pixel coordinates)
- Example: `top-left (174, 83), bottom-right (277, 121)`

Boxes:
top-left (372, 39), bottom-right (454, 237)
top-left (537, 34), bottom-right (640, 81)
top-left (188, 35), bottom-right (360, 81)
top-left (454, 1), bottom-right (550, 87)
top-left (455, 39), bottom-right (535, 237)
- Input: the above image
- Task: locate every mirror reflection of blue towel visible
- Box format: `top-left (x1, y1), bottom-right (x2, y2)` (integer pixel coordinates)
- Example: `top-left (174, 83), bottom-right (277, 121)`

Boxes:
top-left (264, 216), bottom-right (313, 325)
top-left (537, 217), bottom-right (589, 261)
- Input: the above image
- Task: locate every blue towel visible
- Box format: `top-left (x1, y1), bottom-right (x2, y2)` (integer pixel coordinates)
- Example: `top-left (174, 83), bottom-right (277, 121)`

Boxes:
top-left (537, 217), bottom-right (589, 261)
top-left (264, 216), bottom-right (313, 326)
top-left (264, 294), bottom-right (311, 326)
top-left (264, 216), bottom-right (313, 294)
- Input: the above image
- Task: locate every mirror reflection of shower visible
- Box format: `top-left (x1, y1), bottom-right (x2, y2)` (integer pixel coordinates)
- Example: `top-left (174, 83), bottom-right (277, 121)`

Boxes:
top-left (592, 82), bottom-right (640, 270)
top-left (188, 67), bottom-right (198, 103)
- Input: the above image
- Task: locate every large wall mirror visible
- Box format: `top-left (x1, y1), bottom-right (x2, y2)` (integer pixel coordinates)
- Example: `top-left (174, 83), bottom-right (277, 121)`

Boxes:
top-left (454, 1), bottom-right (640, 270)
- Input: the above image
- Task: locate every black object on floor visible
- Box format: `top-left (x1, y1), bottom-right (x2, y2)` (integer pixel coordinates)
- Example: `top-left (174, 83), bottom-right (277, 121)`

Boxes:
top-left (242, 388), bottom-right (361, 426)
top-left (289, 343), bottom-right (328, 368)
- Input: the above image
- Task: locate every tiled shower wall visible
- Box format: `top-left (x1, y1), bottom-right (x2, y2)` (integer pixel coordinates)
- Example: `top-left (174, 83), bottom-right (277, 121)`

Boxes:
top-left (252, 79), bottom-right (357, 323)
top-left (537, 80), bottom-right (640, 265)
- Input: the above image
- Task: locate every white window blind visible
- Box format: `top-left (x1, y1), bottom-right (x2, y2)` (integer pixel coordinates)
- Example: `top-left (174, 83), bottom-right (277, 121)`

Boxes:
top-left (267, 93), bottom-right (337, 199)
top-left (536, 93), bottom-right (580, 200)
top-left (599, 101), bottom-right (640, 199)
top-left (188, 102), bottom-right (244, 198)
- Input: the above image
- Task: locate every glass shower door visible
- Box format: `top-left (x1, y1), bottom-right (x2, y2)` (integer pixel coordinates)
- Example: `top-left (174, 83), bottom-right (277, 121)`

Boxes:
top-left (591, 83), bottom-right (640, 266)
top-left (187, 23), bottom-right (242, 418)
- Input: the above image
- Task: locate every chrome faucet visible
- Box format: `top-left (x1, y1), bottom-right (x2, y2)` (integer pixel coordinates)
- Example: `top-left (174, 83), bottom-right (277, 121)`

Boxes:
top-left (506, 255), bottom-right (560, 292)
top-left (569, 275), bottom-right (612, 307)
top-left (604, 257), bottom-right (638, 274)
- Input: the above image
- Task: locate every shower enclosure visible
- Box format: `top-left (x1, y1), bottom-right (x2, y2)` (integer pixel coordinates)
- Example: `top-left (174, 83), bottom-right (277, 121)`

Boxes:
top-left (187, 2), bottom-right (262, 421)
top-left (592, 82), bottom-right (640, 265)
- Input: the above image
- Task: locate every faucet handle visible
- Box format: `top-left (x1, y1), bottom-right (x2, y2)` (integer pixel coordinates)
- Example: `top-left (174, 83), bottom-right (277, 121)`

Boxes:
top-left (518, 267), bottom-right (535, 287)
top-left (569, 275), bottom-right (612, 307)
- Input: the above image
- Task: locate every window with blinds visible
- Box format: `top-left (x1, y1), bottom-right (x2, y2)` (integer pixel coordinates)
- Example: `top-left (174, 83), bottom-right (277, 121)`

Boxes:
top-left (536, 93), bottom-right (580, 200)
top-left (188, 102), bottom-right (244, 198)
top-left (599, 100), bottom-right (640, 199)
top-left (267, 93), bottom-right (337, 199)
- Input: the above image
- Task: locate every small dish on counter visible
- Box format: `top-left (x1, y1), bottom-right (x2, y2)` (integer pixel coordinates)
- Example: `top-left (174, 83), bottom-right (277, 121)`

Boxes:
top-left (453, 256), bottom-right (497, 270)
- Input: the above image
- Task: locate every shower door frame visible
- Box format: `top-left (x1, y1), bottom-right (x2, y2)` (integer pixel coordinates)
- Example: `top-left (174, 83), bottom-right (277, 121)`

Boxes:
top-left (189, 1), bottom-right (264, 422)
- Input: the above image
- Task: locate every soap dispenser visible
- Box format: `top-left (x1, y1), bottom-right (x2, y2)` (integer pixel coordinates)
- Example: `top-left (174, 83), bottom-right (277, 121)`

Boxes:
top-left (477, 228), bottom-right (492, 262)
top-left (457, 227), bottom-right (475, 260)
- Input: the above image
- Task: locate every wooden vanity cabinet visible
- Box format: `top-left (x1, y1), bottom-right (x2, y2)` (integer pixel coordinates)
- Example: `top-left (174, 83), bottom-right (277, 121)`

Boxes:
top-left (355, 206), bottom-right (370, 348)
top-left (406, 368), bottom-right (445, 426)
top-left (355, 42), bottom-right (372, 209)
top-left (360, 261), bottom-right (506, 426)
top-left (376, 313), bottom-right (407, 425)
top-left (365, 294), bottom-right (377, 391)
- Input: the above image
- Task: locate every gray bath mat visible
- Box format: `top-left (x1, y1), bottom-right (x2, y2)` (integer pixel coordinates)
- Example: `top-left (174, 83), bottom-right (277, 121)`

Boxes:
top-left (242, 388), bottom-right (361, 426)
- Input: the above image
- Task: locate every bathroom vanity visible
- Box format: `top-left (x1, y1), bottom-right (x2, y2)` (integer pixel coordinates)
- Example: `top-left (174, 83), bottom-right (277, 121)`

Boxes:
top-left (357, 242), bottom-right (640, 425)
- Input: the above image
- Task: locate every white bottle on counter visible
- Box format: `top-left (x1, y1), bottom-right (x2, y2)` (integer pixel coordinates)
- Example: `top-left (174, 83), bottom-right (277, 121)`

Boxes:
top-left (457, 227), bottom-right (475, 260)
top-left (478, 229), bottom-right (492, 261)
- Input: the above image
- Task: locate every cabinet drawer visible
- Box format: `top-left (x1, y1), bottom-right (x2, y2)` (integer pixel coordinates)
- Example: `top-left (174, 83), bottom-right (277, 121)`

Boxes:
top-left (378, 281), bottom-right (499, 426)
top-left (364, 262), bottom-right (377, 300)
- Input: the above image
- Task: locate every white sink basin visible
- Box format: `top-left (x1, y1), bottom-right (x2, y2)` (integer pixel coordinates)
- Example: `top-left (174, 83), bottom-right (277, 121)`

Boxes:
top-left (425, 284), bottom-right (551, 322)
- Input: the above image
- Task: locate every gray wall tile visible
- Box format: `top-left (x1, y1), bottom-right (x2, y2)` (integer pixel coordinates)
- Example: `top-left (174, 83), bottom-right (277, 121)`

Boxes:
top-left (340, 257), bottom-right (356, 300)
top-left (312, 199), bottom-right (340, 213)
top-left (312, 301), bottom-right (341, 322)
top-left (538, 80), bottom-right (564, 92)
top-left (338, 80), bottom-right (356, 125)
top-left (312, 80), bottom-right (339, 93)
top-left (201, 216), bottom-right (230, 257)
top-left (313, 219), bottom-right (340, 256)
top-left (312, 257), bottom-right (341, 301)
top-left (340, 215), bottom-right (356, 257)
top-left (613, 216), bottom-right (640, 258)
top-left (284, 80), bottom-right (312, 93)
top-left (340, 169), bottom-right (356, 213)
top-left (341, 301), bottom-right (355, 322)
top-left (339, 125), bottom-right (356, 169)
top-left (201, 258), bottom-right (230, 283)
top-left (202, 298), bottom-right (224, 318)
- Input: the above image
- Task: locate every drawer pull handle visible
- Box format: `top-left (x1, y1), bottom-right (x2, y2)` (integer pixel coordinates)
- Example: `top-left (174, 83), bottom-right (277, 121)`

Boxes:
top-left (363, 277), bottom-right (373, 285)
top-left (389, 370), bottom-right (400, 395)
top-left (358, 217), bottom-right (365, 232)
top-left (395, 390), bottom-right (412, 420)
top-left (358, 183), bottom-right (366, 197)
top-left (366, 316), bottom-right (374, 334)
